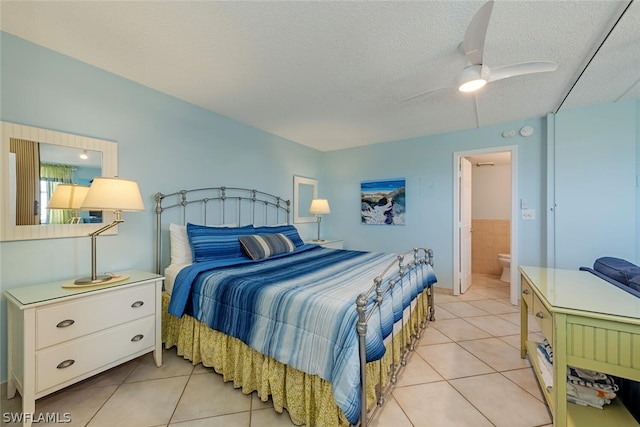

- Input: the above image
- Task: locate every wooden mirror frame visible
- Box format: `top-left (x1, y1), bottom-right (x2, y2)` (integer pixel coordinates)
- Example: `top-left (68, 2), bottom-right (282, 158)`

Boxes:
top-left (293, 175), bottom-right (318, 224)
top-left (0, 121), bottom-right (118, 241)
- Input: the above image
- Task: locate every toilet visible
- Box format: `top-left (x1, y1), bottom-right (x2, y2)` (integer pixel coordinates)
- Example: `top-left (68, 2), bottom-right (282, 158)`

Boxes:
top-left (497, 253), bottom-right (511, 282)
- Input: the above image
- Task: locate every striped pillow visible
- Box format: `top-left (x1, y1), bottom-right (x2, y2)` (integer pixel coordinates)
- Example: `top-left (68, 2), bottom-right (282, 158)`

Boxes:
top-left (239, 233), bottom-right (296, 260)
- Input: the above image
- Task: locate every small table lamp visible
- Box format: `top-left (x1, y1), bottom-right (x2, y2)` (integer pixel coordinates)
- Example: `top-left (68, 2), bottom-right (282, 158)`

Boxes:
top-left (47, 184), bottom-right (90, 224)
top-left (309, 198), bottom-right (330, 242)
top-left (76, 177), bottom-right (145, 285)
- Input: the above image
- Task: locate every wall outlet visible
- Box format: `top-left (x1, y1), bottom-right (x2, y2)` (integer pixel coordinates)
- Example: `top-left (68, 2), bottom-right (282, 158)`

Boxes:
top-left (522, 209), bottom-right (535, 220)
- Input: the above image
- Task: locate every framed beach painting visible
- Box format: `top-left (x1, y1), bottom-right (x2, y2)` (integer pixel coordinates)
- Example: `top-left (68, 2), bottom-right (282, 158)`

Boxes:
top-left (361, 178), bottom-right (406, 225)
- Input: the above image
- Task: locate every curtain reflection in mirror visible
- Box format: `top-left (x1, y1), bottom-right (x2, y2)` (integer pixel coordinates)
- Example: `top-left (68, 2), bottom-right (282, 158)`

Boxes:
top-left (9, 138), bottom-right (40, 225)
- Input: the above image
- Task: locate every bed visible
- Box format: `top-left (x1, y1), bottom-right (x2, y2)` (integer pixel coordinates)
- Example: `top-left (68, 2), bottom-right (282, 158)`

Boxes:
top-left (155, 186), bottom-right (437, 426)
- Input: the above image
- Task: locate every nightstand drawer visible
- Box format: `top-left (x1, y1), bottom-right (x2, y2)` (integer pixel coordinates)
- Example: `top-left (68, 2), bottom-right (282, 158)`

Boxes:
top-left (36, 315), bottom-right (155, 393)
top-left (36, 283), bottom-right (156, 350)
top-left (533, 294), bottom-right (553, 342)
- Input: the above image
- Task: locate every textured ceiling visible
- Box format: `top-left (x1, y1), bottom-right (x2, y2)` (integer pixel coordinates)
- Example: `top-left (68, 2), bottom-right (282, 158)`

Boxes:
top-left (1, 1), bottom-right (638, 152)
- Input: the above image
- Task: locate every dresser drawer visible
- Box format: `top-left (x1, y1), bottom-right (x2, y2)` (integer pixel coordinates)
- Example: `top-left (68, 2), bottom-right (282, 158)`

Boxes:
top-left (532, 294), bottom-right (553, 342)
top-left (520, 278), bottom-right (534, 313)
top-left (36, 283), bottom-right (156, 350)
top-left (36, 315), bottom-right (155, 393)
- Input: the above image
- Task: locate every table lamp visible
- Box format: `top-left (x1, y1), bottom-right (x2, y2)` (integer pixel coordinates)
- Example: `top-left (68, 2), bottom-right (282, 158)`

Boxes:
top-left (76, 177), bottom-right (144, 285)
top-left (47, 184), bottom-right (90, 224)
top-left (309, 198), bottom-right (330, 242)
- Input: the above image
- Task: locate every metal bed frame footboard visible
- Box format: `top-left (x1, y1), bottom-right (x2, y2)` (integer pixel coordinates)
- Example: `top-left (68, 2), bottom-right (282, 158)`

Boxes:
top-left (154, 186), bottom-right (435, 427)
top-left (356, 247), bottom-right (435, 427)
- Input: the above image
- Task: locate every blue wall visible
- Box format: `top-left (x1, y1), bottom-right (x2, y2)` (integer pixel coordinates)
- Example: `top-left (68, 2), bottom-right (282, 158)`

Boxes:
top-left (321, 99), bottom-right (639, 287)
top-left (0, 32), bottom-right (322, 381)
top-left (322, 118), bottom-right (547, 290)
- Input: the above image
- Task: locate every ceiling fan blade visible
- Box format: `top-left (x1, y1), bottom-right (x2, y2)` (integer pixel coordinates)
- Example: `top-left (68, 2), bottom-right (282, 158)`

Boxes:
top-left (395, 86), bottom-right (453, 103)
top-left (462, 0), bottom-right (494, 65)
top-left (488, 61), bottom-right (558, 82)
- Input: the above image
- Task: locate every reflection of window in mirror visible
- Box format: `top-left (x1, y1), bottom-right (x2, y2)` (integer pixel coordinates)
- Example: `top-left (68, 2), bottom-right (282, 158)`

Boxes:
top-left (293, 176), bottom-right (318, 223)
top-left (9, 140), bottom-right (102, 225)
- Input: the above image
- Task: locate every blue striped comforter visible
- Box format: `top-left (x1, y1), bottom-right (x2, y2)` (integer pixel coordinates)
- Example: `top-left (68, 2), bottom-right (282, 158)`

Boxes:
top-left (168, 245), bottom-right (437, 424)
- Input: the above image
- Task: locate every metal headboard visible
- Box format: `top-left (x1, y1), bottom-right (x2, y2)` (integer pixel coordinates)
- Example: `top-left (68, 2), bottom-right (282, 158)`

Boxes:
top-left (154, 186), bottom-right (290, 274)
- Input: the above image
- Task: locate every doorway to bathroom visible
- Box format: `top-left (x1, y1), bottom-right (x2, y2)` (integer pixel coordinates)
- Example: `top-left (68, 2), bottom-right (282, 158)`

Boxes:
top-left (453, 146), bottom-right (519, 305)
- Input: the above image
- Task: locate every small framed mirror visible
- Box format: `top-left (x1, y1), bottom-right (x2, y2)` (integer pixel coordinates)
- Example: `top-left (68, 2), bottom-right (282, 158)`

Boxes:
top-left (293, 175), bottom-right (318, 223)
top-left (1, 121), bottom-right (118, 241)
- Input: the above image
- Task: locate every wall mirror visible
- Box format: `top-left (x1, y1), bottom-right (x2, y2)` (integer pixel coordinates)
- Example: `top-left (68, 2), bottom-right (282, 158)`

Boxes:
top-left (1, 121), bottom-right (117, 241)
top-left (293, 175), bottom-right (318, 224)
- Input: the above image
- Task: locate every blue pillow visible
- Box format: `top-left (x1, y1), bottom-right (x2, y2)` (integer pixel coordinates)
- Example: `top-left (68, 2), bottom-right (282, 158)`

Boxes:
top-left (186, 223), bottom-right (254, 262)
top-left (252, 224), bottom-right (304, 247)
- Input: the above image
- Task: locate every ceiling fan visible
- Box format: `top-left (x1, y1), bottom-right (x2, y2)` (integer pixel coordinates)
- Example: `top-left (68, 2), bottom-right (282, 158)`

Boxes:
top-left (401, 0), bottom-right (558, 102)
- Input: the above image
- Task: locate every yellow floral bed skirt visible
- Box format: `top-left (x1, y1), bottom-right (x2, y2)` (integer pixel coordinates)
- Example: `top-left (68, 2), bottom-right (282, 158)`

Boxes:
top-left (162, 290), bottom-right (430, 426)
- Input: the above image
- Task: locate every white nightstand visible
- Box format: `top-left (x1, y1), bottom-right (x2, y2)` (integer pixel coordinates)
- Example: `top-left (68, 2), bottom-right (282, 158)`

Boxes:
top-left (306, 238), bottom-right (344, 249)
top-left (4, 270), bottom-right (164, 427)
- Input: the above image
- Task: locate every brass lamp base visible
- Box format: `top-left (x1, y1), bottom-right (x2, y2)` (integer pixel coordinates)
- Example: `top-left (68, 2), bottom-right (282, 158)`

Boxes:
top-left (74, 273), bottom-right (114, 285)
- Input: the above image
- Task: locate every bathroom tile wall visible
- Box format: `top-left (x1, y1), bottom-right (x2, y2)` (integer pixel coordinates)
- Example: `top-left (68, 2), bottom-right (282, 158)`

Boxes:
top-left (472, 219), bottom-right (510, 275)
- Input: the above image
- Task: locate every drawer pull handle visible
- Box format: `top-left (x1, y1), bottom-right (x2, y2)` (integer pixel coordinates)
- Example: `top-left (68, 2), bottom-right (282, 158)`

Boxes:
top-left (56, 319), bottom-right (75, 328)
top-left (131, 334), bottom-right (144, 342)
top-left (131, 300), bottom-right (144, 308)
top-left (535, 311), bottom-right (544, 319)
top-left (522, 289), bottom-right (530, 295)
top-left (57, 359), bottom-right (75, 369)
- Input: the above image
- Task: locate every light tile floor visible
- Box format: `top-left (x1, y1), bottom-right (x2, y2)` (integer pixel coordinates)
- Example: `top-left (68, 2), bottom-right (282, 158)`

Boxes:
top-left (1, 274), bottom-right (553, 426)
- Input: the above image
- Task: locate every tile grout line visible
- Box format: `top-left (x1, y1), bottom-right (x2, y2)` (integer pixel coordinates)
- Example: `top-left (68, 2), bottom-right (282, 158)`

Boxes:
top-left (166, 358), bottom-right (195, 426)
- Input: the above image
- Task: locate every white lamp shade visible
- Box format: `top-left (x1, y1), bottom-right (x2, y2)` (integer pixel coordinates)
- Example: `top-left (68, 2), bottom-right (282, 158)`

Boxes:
top-left (309, 199), bottom-right (331, 215)
top-left (47, 184), bottom-right (90, 209)
top-left (80, 177), bottom-right (145, 211)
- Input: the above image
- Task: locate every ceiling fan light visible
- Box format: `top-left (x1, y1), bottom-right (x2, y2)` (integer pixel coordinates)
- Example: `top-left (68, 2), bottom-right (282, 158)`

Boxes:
top-left (459, 78), bottom-right (487, 92)
top-left (458, 65), bottom-right (488, 92)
